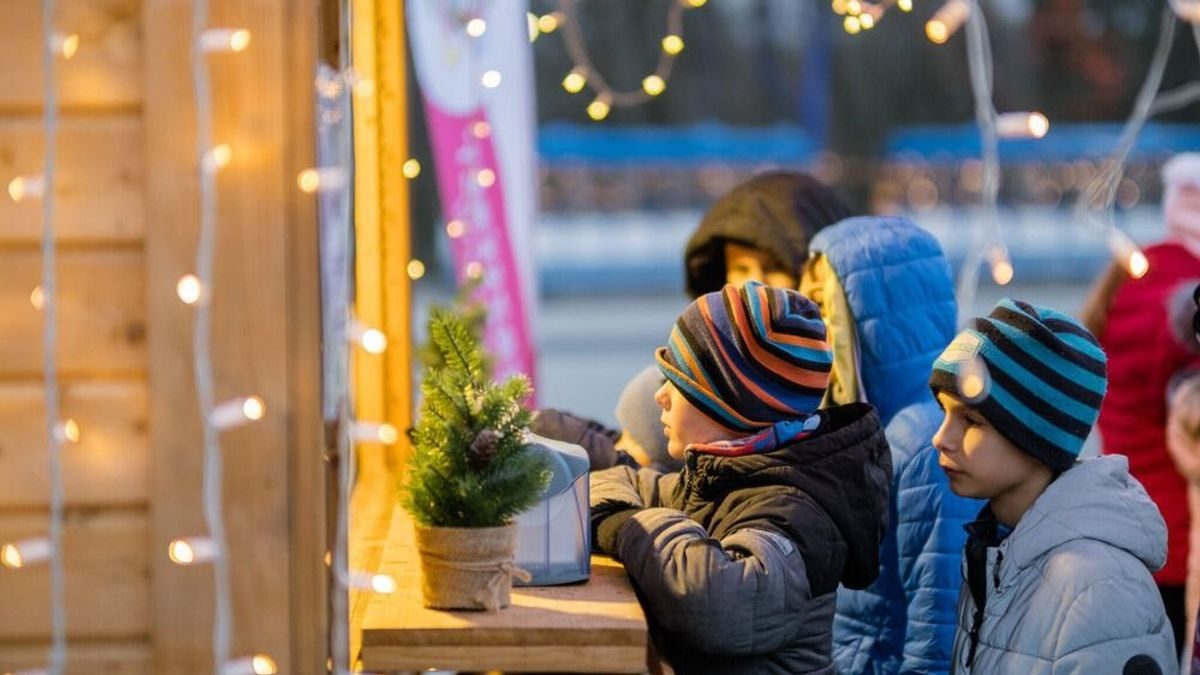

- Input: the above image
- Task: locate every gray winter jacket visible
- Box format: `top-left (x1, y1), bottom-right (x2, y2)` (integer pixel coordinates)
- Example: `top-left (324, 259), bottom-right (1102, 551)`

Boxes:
top-left (951, 455), bottom-right (1176, 674)
top-left (592, 403), bottom-right (892, 675)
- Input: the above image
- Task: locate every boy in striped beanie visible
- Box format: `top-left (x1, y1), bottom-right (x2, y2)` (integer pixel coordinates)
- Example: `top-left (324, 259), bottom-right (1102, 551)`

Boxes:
top-left (930, 299), bottom-right (1174, 673)
top-left (588, 281), bottom-right (892, 674)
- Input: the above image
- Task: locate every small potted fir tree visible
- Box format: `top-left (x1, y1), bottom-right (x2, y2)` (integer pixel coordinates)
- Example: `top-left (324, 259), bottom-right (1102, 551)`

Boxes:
top-left (400, 309), bottom-right (549, 611)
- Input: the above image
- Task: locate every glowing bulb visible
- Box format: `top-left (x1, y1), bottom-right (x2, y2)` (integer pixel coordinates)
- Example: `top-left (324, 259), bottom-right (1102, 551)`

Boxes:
top-left (209, 396), bottom-right (265, 429)
top-left (465, 261), bottom-right (485, 280)
top-left (407, 259), bottom-right (426, 280)
top-left (1107, 229), bottom-right (1150, 279)
top-left (199, 28), bottom-right (251, 53)
top-left (354, 78), bottom-right (375, 98)
top-left (844, 16), bottom-right (862, 34)
top-left (832, 0), bottom-right (849, 14)
top-left (685, 0), bottom-right (708, 7)
top-left (372, 574), bottom-right (398, 594)
top-left (1129, 250), bottom-right (1150, 279)
top-left (57, 419), bottom-right (81, 444)
top-left (2, 538), bottom-right (51, 569)
top-left (472, 121), bottom-right (491, 138)
top-left (30, 285), bottom-right (45, 311)
top-left (251, 655), bottom-right (277, 675)
top-left (926, 0), bottom-right (969, 44)
top-left (996, 112), bottom-right (1050, 139)
top-left (898, 0), bottom-right (913, 10)
top-left (402, 158), bottom-right (422, 179)
top-left (297, 169), bottom-right (321, 193)
top-left (642, 75), bottom-right (666, 96)
top-left (661, 35), bottom-right (685, 55)
top-left (221, 655), bottom-right (278, 675)
top-left (958, 357), bottom-right (992, 403)
top-left (177, 274), bottom-right (204, 305)
top-left (446, 219), bottom-right (466, 238)
top-left (466, 18), bottom-right (487, 38)
top-left (352, 421), bottom-right (399, 445)
top-left (51, 33), bottom-right (80, 59)
top-left (476, 168), bottom-right (496, 187)
top-left (481, 70), bottom-right (502, 88)
top-left (527, 12), bottom-right (540, 42)
top-left (348, 570), bottom-right (398, 594)
top-left (8, 175), bottom-right (46, 202)
top-left (847, 0), bottom-right (862, 14)
top-left (859, 13), bottom-right (875, 29)
top-left (203, 144), bottom-right (232, 173)
top-left (562, 68), bottom-right (588, 94)
top-left (538, 13), bottom-right (561, 33)
top-left (360, 328), bottom-right (388, 354)
top-left (991, 259), bottom-right (1014, 286)
top-left (587, 95), bottom-right (612, 121)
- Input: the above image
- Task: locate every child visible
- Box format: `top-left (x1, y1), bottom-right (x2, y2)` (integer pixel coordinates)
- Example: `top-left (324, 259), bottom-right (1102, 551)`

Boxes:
top-left (589, 281), bottom-right (891, 674)
top-left (805, 216), bottom-right (982, 675)
top-left (930, 299), bottom-right (1175, 673)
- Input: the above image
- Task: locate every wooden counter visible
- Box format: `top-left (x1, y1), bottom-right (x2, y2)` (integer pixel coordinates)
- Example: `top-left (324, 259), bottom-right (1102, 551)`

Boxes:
top-left (358, 508), bottom-right (650, 673)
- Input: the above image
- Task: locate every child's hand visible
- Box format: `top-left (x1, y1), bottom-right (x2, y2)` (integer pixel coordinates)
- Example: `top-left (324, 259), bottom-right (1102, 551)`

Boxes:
top-left (1167, 374), bottom-right (1200, 483)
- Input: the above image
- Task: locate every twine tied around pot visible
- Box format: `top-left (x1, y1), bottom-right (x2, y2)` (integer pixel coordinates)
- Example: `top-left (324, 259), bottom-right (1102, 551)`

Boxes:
top-left (419, 553), bottom-right (531, 611)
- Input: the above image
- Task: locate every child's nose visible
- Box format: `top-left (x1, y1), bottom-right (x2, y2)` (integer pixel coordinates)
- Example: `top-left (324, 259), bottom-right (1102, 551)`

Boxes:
top-left (654, 383), bottom-right (670, 410)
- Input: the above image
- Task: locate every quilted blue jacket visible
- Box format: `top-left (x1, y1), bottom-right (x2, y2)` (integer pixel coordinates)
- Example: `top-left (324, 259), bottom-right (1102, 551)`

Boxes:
top-left (810, 217), bottom-right (984, 675)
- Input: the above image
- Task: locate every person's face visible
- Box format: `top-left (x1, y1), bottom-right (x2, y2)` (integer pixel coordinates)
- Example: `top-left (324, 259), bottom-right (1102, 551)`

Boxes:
top-left (654, 381), bottom-right (733, 459)
top-left (932, 392), bottom-right (1047, 499)
top-left (724, 242), bottom-right (796, 289)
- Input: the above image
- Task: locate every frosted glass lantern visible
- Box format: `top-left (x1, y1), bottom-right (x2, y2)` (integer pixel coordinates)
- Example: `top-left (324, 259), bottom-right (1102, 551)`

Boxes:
top-left (514, 432), bottom-right (590, 586)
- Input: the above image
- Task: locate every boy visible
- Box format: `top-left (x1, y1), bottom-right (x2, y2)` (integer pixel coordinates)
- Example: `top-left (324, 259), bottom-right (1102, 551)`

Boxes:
top-left (930, 299), bottom-right (1175, 673)
top-left (589, 281), bottom-right (891, 674)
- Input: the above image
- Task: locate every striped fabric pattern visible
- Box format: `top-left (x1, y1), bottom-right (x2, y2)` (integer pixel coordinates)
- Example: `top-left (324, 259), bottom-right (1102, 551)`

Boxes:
top-left (930, 299), bottom-right (1108, 471)
top-left (656, 281), bottom-right (832, 433)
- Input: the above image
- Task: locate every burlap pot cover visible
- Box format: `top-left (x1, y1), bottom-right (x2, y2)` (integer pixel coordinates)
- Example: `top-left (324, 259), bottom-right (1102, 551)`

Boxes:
top-left (414, 522), bottom-right (531, 611)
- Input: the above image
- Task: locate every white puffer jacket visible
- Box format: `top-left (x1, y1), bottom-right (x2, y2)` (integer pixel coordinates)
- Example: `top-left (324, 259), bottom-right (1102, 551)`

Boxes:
top-left (951, 456), bottom-right (1177, 674)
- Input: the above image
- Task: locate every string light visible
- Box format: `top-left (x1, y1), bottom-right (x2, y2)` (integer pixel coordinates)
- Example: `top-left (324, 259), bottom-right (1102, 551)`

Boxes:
top-left (996, 112), bottom-right (1050, 139)
top-left (30, 285), bottom-right (45, 310)
top-left (538, 12), bottom-right (562, 33)
top-left (957, 356), bottom-right (992, 403)
top-left (481, 69), bottom-right (502, 89)
top-left (350, 422), bottom-right (400, 445)
top-left (661, 34), bottom-right (685, 55)
top-left (55, 419), bottom-right (80, 444)
top-left (1, 537), bottom-right (51, 569)
top-left (208, 396), bottom-right (266, 430)
top-left (562, 67), bottom-right (588, 94)
top-left (221, 655), bottom-right (278, 675)
top-left (684, 0), bottom-right (708, 7)
top-left (527, 12), bottom-right (540, 42)
top-left (476, 168), bottom-right (496, 187)
top-left (202, 143), bottom-right (232, 173)
top-left (847, 0), bottom-right (863, 15)
top-left (348, 571), bottom-right (399, 594)
top-left (642, 75), bottom-right (666, 96)
top-left (8, 175), bottom-right (46, 202)
top-left (927, 0), bottom-right (970, 44)
top-left (465, 261), bottom-right (485, 280)
top-left (402, 158), bottom-right (422, 179)
top-left (348, 319), bottom-right (388, 354)
top-left (465, 18), bottom-right (487, 38)
top-left (898, 0), bottom-right (913, 11)
top-left (472, 121), bottom-right (491, 139)
top-left (198, 28), bottom-right (251, 53)
top-left (844, 16), bottom-right (863, 34)
top-left (296, 167), bottom-right (348, 194)
top-left (168, 536), bottom-right (217, 565)
top-left (407, 259), bottom-right (426, 280)
top-left (50, 32), bottom-right (79, 60)
top-left (988, 245), bottom-right (1014, 286)
top-left (587, 93), bottom-right (612, 121)
top-left (446, 219), bottom-right (467, 238)
top-left (859, 12), bottom-right (876, 29)
top-left (176, 274), bottom-right (206, 305)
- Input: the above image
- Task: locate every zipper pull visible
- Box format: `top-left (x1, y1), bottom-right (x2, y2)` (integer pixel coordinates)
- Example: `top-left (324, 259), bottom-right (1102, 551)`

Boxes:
top-left (993, 550), bottom-right (1003, 591)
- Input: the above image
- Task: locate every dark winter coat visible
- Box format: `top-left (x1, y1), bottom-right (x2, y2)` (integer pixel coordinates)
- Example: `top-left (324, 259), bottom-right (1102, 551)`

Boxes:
top-left (590, 403), bottom-right (892, 675)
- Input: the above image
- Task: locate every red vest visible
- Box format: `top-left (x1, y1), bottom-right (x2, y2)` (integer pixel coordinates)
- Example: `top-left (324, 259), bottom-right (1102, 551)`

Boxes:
top-left (1098, 242), bottom-right (1200, 585)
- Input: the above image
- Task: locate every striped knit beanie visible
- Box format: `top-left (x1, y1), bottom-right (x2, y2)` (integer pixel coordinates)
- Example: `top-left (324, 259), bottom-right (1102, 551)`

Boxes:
top-left (655, 281), bottom-right (833, 434)
top-left (929, 299), bottom-right (1108, 471)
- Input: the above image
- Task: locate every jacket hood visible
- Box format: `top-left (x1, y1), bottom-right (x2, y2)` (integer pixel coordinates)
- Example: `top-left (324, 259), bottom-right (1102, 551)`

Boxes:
top-left (805, 216), bottom-right (957, 423)
top-left (1005, 455), bottom-right (1167, 574)
top-left (683, 402), bottom-right (892, 589)
top-left (684, 171), bottom-right (853, 298)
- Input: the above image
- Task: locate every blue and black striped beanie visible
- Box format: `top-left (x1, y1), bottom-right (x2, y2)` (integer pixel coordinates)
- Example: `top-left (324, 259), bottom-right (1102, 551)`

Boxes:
top-left (929, 299), bottom-right (1107, 471)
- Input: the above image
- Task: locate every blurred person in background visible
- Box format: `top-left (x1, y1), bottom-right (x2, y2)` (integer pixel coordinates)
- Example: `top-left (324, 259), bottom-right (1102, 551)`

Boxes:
top-left (533, 171), bottom-right (853, 473)
top-left (1081, 152), bottom-right (1200, 658)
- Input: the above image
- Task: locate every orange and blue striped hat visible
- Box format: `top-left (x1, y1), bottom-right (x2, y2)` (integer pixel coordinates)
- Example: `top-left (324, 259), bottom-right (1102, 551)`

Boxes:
top-left (655, 281), bottom-right (833, 434)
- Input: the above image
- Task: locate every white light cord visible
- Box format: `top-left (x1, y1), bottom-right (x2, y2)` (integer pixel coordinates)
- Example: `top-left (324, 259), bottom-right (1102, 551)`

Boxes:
top-left (191, 0), bottom-right (234, 670)
top-left (41, 0), bottom-right (66, 672)
top-left (955, 0), bottom-right (1000, 324)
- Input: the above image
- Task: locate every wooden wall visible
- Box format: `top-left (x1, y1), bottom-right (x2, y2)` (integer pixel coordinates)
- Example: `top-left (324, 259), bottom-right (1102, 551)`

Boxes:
top-left (0, 0), bottom-right (324, 673)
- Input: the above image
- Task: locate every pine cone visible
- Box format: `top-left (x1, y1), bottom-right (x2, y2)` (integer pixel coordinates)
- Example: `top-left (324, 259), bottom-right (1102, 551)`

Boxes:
top-left (468, 428), bottom-right (502, 472)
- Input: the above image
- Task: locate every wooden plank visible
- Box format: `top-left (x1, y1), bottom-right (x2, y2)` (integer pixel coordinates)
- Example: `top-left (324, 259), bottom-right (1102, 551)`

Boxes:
top-left (0, 509), bottom-right (149, 640)
top-left (0, 249), bottom-right (145, 378)
top-left (0, 381), bottom-right (148, 508)
top-left (0, 0), bottom-right (142, 113)
top-left (358, 509), bottom-right (648, 673)
top-left (144, 0), bottom-right (312, 672)
top-left (0, 117), bottom-right (144, 246)
top-left (0, 640), bottom-right (151, 675)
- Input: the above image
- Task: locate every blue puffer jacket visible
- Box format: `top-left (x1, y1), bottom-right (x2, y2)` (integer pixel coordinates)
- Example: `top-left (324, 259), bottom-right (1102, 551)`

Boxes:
top-left (808, 217), bottom-right (984, 675)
